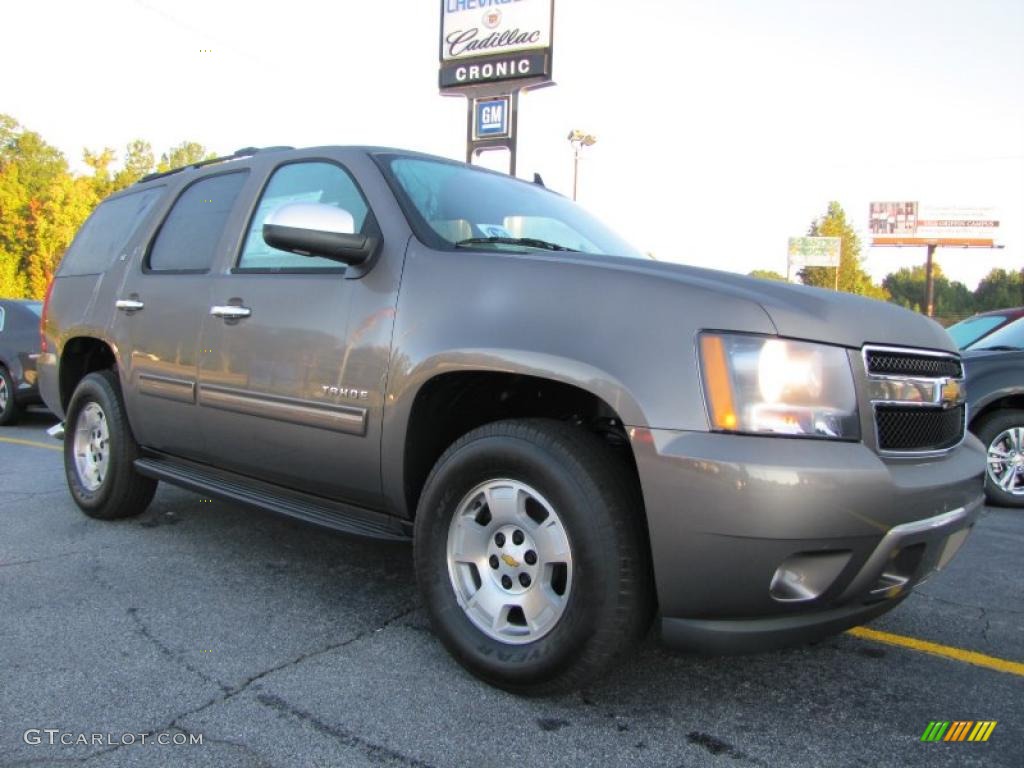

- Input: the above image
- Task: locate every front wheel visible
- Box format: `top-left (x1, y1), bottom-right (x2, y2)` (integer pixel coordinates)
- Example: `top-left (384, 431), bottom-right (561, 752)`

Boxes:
top-left (64, 370), bottom-right (157, 519)
top-left (414, 419), bottom-right (652, 694)
top-left (975, 409), bottom-right (1024, 508)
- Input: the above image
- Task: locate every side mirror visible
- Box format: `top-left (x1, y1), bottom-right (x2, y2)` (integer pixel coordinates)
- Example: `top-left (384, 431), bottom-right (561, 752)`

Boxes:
top-left (263, 202), bottom-right (378, 266)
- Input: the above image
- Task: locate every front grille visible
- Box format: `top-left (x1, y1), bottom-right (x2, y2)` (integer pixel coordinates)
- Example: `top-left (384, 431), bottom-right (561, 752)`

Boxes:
top-left (875, 405), bottom-right (965, 452)
top-left (866, 350), bottom-right (962, 378)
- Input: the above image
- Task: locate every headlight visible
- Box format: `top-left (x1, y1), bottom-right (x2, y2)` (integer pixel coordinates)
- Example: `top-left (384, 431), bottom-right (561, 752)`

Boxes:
top-left (698, 333), bottom-right (859, 440)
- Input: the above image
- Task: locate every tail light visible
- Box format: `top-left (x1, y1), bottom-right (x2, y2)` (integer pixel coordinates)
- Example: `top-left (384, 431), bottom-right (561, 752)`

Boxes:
top-left (40, 279), bottom-right (55, 354)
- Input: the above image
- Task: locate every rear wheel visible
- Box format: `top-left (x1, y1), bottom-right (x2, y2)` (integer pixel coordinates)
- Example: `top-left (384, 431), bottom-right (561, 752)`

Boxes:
top-left (414, 418), bottom-right (652, 694)
top-left (65, 370), bottom-right (157, 519)
top-left (0, 366), bottom-right (22, 426)
top-left (976, 409), bottom-right (1024, 508)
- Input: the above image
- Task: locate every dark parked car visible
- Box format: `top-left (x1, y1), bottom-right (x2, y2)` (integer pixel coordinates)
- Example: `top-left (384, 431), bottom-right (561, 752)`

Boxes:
top-left (947, 307), bottom-right (1024, 349)
top-left (964, 318), bottom-right (1024, 507)
top-left (0, 298), bottom-right (43, 425)
top-left (37, 146), bottom-right (984, 692)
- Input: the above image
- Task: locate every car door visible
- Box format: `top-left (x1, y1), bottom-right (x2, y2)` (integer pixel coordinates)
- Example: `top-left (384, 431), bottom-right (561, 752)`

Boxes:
top-left (196, 158), bottom-right (395, 508)
top-left (114, 169), bottom-right (251, 461)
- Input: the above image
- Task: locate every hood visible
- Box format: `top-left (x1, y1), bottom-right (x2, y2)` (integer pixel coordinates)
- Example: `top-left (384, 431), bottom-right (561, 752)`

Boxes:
top-left (962, 347), bottom-right (1024, 364)
top-left (587, 256), bottom-right (956, 353)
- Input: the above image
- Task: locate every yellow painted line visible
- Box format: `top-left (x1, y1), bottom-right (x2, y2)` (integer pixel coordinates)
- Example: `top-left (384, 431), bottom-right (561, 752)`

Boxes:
top-left (0, 436), bottom-right (62, 453)
top-left (847, 626), bottom-right (1024, 678)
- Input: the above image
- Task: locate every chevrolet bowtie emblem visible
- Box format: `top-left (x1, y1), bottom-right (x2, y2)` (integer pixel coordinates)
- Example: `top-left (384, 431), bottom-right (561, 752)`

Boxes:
top-left (501, 554), bottom-right (520, 568)
top-left (941, 378), bottom-right (963, 406)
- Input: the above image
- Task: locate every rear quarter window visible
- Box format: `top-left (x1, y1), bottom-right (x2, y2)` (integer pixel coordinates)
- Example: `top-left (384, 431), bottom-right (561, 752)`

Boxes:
top-left (58, 187), bottom-right (165, 277)
top-left (148, 171), bottom-right (249, 272)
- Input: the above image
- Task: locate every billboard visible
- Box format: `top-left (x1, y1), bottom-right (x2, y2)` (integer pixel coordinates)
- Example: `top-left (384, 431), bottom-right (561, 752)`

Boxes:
top-left (869, 202), bottom-right (1000, 246)
top-left (439, 0), bottom-right (554, 90)
top-left (787, 237), bottom-right (841, 268)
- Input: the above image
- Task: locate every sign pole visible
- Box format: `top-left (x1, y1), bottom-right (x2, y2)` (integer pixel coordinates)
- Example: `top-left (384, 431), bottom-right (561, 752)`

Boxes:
top-left (440, 0), bottom-right (555, 177)
top-left (925, 243), bottom-right (936, 318)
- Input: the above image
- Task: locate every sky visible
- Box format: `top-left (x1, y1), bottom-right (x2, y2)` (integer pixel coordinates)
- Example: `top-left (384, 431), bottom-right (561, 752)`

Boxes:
top-left (2, 0), bottom-right (1022, 289)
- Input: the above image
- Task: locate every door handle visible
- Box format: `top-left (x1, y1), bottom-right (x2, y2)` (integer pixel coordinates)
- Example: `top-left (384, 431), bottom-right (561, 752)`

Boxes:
top-left (210, 305), bottom-right (252, 320)
top-left (115, 299), bottom-right (145, 311)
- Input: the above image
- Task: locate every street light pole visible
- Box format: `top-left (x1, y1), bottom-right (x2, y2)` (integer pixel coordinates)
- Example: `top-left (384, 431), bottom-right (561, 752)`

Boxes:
top-left (567, 129), bottom-right (596, 201)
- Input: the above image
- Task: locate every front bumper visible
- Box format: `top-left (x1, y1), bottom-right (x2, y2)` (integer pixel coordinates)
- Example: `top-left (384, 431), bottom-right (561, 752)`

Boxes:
top-left (629, 428), bottom-right (985, 653)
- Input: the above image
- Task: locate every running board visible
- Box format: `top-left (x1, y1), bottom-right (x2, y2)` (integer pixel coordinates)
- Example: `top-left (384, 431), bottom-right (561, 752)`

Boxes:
top-left (134, 455), bottom-right (410, 541)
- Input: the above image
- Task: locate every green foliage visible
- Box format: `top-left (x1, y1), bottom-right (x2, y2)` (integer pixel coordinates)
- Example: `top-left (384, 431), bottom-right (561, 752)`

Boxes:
top-left (113, 140), bottom-right (155, 190)
top-left (158, 141), bottom-right (215, 172)
top-left (973, 268), bottom-right (1023, 312)
top-left (748, 269), bottom-right (787, 281)
top-left (0, 115), bottom-right (212, 299)
top-left (882, 263), bottom-right (976, 325)
top-left (799, 202), bottom-right (888, 300)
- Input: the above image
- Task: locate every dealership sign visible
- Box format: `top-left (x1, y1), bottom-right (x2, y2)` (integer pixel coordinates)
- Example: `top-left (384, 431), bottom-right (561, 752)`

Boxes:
top-left (473, 96), bottom-right (511, 139)
top-left (439, 0), bottom-right (554, 90)
top-left (787, 237), bottom-right (841, 268)
top-left (869, 202), bottom-right (1000, 247)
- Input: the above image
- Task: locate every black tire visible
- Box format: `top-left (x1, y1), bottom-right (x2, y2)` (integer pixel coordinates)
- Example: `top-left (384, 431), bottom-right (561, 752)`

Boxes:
top-left (0, 366), bottom-right (22, 426)
top-left (414, 418), bottom-right (653, 694)
top-left (64, 370), bottom-right (157, 519)
top-left (974, 409), bottom-right (1024, 508)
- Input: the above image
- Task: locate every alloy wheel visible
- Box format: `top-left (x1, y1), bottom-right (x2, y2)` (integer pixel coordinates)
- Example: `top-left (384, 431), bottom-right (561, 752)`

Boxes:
top-left (446, 479), bottom-right (573, 645)
top-left (73, 402), bottom-right (110, 492)
top-left (987, 427), bottom-right (1024, 496)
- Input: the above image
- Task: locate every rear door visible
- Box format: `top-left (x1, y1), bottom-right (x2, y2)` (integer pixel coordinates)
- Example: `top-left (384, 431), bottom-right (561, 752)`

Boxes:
top-left (114, 169), bottom-right (251, 460)
top-left (196, 157), bottom-right (395, 507)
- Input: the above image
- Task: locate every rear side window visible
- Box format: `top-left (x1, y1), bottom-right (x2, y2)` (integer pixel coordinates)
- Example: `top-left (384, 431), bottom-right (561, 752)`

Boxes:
top-left (148, 171), bottom-right (248, 272)
top-left (58, 187), bottom-right (164, 276)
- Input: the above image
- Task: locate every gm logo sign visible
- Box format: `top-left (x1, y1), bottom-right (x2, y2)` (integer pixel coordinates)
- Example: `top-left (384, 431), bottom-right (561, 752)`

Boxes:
top-left (474, 96), bottom-right (511, 140)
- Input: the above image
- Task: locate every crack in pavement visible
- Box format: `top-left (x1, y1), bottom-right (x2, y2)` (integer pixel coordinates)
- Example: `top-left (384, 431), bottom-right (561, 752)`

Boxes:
top-left (175, 721), bottom-right (278, 768)
top-left (255, 692), bottom-right (436, 768)
top-left (3, 603), bottom-right (421, 766)
top-left (914, 590), bottom-right (1024, 617)
top-left (127, 606), bottom-right (233, 695)
top-left (0, 549), bottom-right (103, 570)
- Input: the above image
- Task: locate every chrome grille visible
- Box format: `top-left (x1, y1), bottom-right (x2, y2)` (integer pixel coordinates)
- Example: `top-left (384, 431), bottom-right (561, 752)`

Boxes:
top-left (875, 405), bottom-right (966, 452)
top-left (862, 345), bottom-right (966, 455)
top-left (865, 350), bottom-right (963, 378)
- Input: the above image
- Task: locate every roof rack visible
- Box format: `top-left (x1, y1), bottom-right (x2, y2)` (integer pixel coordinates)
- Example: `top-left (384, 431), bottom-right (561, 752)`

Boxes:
top-left (136, 145), bottom-right (294, 184)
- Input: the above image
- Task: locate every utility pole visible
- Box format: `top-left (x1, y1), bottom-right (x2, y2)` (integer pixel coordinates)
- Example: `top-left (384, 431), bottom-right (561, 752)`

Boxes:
top-left (567, 130), bottom-right (596, 201)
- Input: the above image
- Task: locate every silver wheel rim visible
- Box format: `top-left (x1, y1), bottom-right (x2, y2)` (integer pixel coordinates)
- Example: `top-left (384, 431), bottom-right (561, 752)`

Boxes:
top-left (987, 427), bottom-right (1024, 496)
top-left (73, 402), bottom-right (110, 492)
top-left (446, 479), bottom-right (573, 645)
top-left (0, 375), bottom-right (8, 411)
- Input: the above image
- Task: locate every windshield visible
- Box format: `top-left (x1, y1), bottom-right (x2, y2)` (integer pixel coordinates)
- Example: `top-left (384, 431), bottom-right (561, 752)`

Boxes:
top-left (947, 314), bottom-right (1007, 348)
top-left (967, 316), bottom-right (1024, 351)
top-left (380, 155), bottom-right (645, 259)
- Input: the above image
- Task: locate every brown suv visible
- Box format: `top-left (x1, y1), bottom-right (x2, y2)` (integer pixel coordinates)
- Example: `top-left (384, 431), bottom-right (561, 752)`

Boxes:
top-left (39, 146), bottom-right (985, 692)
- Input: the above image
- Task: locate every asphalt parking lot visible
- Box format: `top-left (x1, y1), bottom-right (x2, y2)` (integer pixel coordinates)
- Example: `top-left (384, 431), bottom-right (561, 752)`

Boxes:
top-left (1, 409), bottom-right (1021, 768)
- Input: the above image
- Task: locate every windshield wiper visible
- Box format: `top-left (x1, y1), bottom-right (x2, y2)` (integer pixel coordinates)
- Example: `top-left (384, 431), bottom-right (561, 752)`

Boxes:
top-left (973, 345), bottom-right (1023, 351)
top-left (454, 236), bottom-right (578, 252)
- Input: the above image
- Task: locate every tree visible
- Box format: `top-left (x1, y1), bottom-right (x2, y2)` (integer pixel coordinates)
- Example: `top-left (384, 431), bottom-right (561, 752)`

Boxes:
top-left (158, 141), bottom-right (214, 172)
top-left (973, 268), bottom-right (1023, 312)
top-left (883, 263), bottom-right (975, 324)
top-left (83, 147), bottom-right (117, 199)
top-left (748, 269), bottom-right (787, 281)
top-left (0, 115), bottom-right (72, 299)
top-left (113, 140), bottom-right (155, 190)
top-left (0, 115), bottom-right (215, 299)
top-left (799, 202), bottom-right (888, 300)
